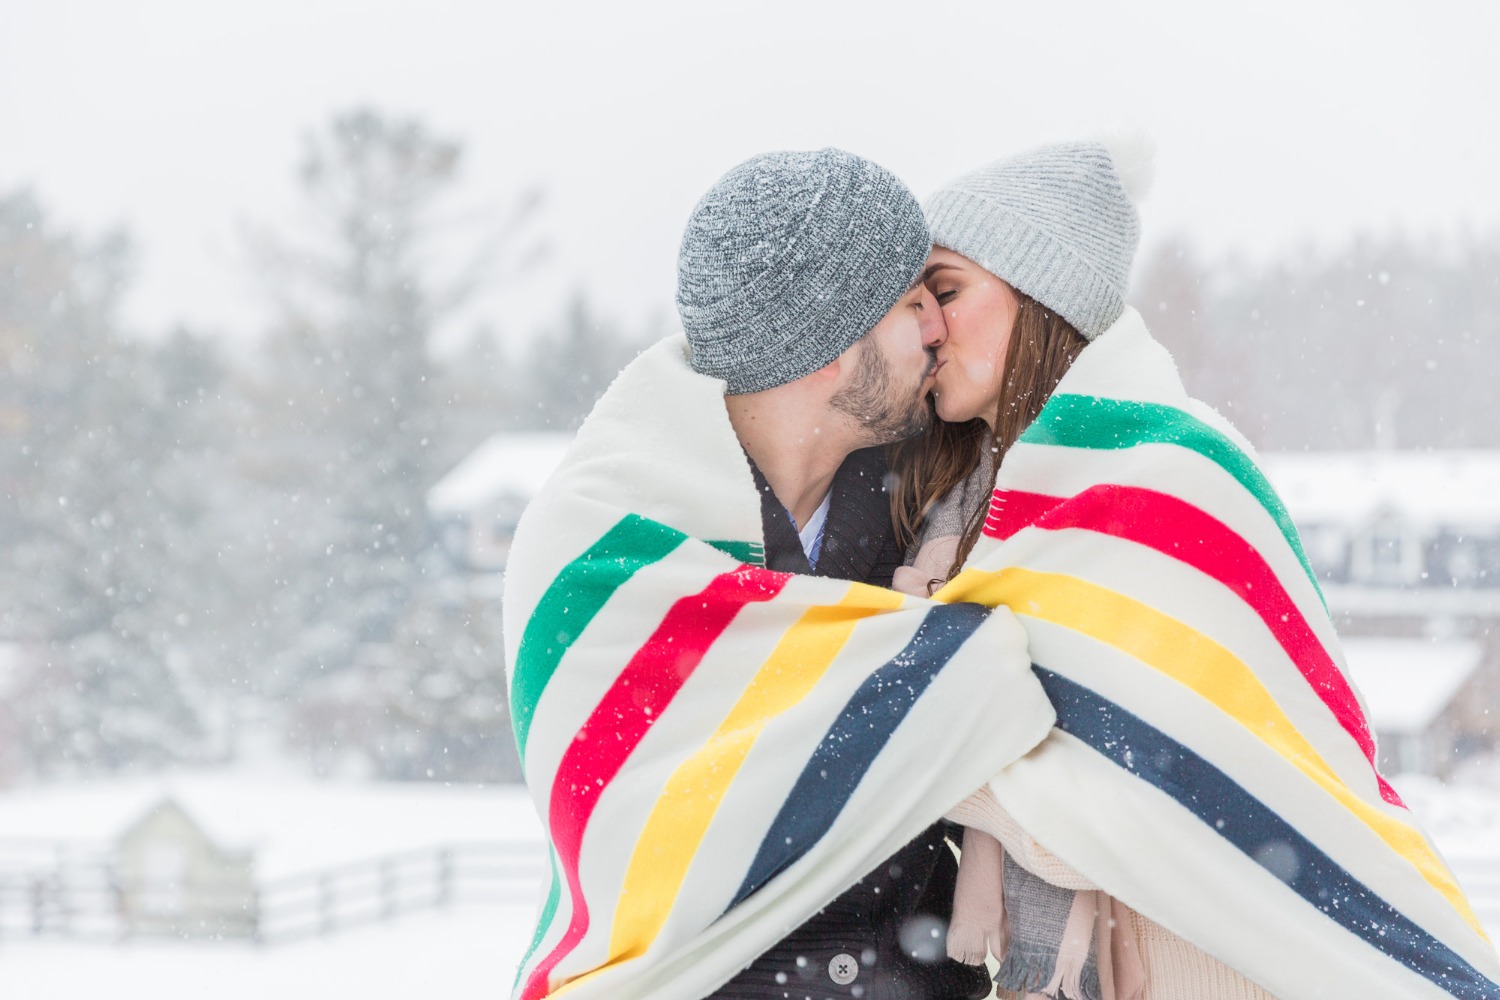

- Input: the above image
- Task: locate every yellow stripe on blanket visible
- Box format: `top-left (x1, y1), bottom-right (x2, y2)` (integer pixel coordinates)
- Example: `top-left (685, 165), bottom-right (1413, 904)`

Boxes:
top-left (601, 583), bottom-right (908, 968)
top-left (944, 566), bottom-right (1485, 938)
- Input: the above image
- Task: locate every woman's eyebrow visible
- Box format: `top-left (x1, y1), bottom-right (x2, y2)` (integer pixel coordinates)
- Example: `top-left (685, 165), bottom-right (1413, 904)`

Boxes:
top-left (919, 262), bottom-right (962, 282)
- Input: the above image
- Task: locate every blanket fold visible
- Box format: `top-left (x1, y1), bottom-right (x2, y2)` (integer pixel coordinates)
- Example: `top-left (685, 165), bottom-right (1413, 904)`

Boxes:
top-left (503, 336), bottom-right (1054, 1000)
top-left (939, 306), bottom-right (1500, 999)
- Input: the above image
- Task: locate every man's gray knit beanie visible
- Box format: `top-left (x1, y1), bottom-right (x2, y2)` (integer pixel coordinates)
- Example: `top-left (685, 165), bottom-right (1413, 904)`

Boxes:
top-left (677, 148), bottom-right (930, 394)
top-left (924, 137), bottom-right (1152, 340)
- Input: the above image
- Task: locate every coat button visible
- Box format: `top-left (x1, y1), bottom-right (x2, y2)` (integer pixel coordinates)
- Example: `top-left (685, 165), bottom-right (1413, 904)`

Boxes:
top-left (828, 952), bottom-right (859, 985)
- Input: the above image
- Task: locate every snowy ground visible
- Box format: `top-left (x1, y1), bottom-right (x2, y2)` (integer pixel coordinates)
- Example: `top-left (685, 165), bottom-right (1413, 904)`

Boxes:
top-left (0, 772), bottom-right (544, 998)
top-left (0, 906), bottom-right (537, 999)
top-left (0, 771), bottom-right (1496, 999)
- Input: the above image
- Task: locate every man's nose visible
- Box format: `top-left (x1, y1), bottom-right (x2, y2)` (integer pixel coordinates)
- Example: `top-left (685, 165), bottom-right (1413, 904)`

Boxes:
top-left (917, 286), bottom-right (947, 348)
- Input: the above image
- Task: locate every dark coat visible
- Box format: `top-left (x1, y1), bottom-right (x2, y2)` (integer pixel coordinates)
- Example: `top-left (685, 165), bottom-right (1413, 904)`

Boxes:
top-left (707, 447), bottom-right (990, 1000)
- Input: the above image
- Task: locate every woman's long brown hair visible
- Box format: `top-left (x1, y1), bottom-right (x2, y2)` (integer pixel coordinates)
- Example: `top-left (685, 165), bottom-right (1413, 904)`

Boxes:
top-left (889, 291), bottom-right (1089, 585)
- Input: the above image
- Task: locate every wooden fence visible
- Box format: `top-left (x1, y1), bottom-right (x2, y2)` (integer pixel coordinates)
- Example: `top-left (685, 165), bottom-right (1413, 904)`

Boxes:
top-left (255, 841), bottom-right (543, 944)
top-left (0, 841), bottom-right (543, 946)
top-left (4, 841), bottom-right (1497, 947)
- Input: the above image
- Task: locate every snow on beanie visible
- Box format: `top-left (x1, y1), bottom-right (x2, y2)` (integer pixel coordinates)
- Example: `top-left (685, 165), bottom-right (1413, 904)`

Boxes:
top-left (924, 136), bottom-right (1153, 340)
top-left (677, 148), bottom-right (930, 395)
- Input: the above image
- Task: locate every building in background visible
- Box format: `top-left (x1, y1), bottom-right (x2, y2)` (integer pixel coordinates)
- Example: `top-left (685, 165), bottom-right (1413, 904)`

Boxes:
top-left (1341, 638), bottom-right (1485, 776)
top-left (0, 791), bottom-right (256, 942)
top-left (426, 432), bottom-right (573, 576)
top-left (1263, 451), bottom-right (1500, 778)
top-left (115, 799), bottom-right (257, 939)
top-left (0, 778), bottom-right (538, 945)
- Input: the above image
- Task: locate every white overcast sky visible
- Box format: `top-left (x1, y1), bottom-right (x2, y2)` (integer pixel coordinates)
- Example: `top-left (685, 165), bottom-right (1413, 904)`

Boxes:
top-left (3, 0), bottom-right (1497, 347)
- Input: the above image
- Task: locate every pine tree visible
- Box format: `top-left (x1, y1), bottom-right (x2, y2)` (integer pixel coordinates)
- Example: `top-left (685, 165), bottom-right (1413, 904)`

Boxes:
top-left (245, 110), bottom-right (533, 780)
top-left (510, 289), bottom-right (650, 431)
top-left (1133, 232), bottom-right (1500, 451)
top-left (0, 191), bottom-right (235, 774)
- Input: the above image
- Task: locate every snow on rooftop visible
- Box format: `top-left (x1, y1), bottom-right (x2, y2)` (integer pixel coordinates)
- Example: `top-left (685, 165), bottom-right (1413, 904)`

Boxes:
top-left (1341, 638), bottom-right (1482, 735)
top-left (426, 431), bottom-right (573, 514)
top-left (1260, 451), bottom-right (1500, 530)
top-left (0, 773), bottom-right (542, 878)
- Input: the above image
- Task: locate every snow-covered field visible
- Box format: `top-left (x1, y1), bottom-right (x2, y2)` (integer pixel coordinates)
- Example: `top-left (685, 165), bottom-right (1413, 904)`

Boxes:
top-left (0, 773), bottom-right (544, 998)
top-left (0, 770), bottom-right (1496, 999)
top-left (0, 906), bottom-right (537, 999)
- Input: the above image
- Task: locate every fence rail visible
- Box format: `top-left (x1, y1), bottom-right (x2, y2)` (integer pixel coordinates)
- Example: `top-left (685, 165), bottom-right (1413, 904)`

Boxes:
top-left (0, 841), bottom-right (544, 947)
top-left (256, 842), bottom-right (543, 944)
top-left (5, 839), bottom-right (1496, 947)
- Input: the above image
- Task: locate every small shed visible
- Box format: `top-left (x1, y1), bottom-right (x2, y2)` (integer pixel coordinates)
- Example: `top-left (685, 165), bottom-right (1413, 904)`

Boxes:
top-left (1342, 638), bottom-right (1484, 777)
top-left (114, 797), bottom-right (257, 939)
top-left (0, 787), bottom-right (259, 941)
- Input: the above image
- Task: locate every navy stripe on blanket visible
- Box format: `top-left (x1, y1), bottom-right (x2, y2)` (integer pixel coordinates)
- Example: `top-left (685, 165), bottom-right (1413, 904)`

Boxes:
top-left (1036, 667), bottom-right (1499, 999)
top-left (728, 602), bottom-right (991, 909)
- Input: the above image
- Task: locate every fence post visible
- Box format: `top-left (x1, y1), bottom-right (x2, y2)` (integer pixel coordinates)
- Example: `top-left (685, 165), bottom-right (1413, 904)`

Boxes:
top-left (111, 870), bottom-right (130, 944)
top-left (437, 848), bottom-right (453, 909)
top-left (249, 884), bottom-right (263, 947)
top-left (381, 858), bottom-right (397, 921)
top-left (57, 872), bottom-right (73, 938)
top-left (319, 873), bottom-right (335, 936)
top-left (29, 876), bottom-right (44, 936)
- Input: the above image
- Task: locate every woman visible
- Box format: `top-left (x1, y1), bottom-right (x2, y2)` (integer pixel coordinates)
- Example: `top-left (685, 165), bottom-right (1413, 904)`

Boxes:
top-left (887, 140), bottom-right (1500, 1000)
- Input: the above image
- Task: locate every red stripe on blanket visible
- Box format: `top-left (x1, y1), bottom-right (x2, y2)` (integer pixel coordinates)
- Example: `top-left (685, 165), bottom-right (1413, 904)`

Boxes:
top-left (520, 565), bottom-right (792, 999)
top-left (986, 484), bottom-right (1402, 808)
top-left (984, 487), bottom-right (1064, 539)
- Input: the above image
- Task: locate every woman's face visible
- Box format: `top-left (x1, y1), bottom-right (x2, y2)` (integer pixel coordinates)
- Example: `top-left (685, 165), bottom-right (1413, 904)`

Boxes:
top-left (921, 246), bottom-right (1020, 427)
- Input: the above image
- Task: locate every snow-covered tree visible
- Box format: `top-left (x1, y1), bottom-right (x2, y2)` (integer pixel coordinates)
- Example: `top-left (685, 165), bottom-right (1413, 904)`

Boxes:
top-left (1134, 234), bottom-right (1500, 451)
top-left (0, 191), bottom-right (240, 774)
top-left (508, 290), bottom-right (650, 431)
top-left (243, 110), bottom-right (533, 780)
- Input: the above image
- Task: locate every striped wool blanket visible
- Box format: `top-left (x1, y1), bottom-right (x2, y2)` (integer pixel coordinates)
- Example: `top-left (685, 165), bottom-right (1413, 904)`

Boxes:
top-left (501, 336), bottom-right (1056, 1000)
top-left (939, 306), bottom-right (1500, 998)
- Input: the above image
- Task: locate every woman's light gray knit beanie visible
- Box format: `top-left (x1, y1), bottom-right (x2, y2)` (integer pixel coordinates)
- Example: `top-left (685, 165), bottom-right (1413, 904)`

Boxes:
top-left (924, 136), bottom-right (1153, 340)
top-left (677, 148), bottom-right (930, 394)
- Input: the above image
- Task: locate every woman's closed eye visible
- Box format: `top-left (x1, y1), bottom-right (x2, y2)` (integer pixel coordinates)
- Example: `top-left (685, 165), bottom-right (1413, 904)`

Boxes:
top-left (933, 288), bottom-right (958, 305)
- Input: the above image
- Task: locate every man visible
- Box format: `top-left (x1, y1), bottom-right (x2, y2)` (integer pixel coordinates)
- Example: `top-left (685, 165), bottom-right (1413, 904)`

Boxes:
top-left (676, 148), bottom-right (987, 1000)
top-left (503, 149), bottom-right (1048, 1000)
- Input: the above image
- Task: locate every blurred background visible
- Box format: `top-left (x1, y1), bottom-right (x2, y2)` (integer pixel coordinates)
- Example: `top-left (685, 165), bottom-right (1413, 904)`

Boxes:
top-left (2, 0), bottom-right (1498, 994)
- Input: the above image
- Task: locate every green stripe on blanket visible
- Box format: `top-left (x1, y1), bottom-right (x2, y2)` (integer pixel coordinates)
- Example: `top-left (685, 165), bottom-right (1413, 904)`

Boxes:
top-left (1021, 393), bottom-right (1326, 607)
top-left (511, 514), bottom-right (687, 759)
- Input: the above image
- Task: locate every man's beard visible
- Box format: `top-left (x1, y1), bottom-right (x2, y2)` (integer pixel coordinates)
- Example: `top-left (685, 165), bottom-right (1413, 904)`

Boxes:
top-left (828, 338), bottom-right (933, 446)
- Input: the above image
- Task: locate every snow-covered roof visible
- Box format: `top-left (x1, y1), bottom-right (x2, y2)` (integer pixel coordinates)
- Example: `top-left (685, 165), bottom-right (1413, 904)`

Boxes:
top-left (426, 431), bottom-right (573, 514)
top-left (1260, 451), bottom-right (1500, 531)
top-left (0, 773), bottom-right (541, 878)
top-left (1341, 638), bottom-right (1482, 735)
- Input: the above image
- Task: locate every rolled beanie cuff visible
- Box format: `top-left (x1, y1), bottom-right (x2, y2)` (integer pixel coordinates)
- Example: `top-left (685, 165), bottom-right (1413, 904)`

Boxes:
top-left (1006, 256), bottom-right (1124, 339)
